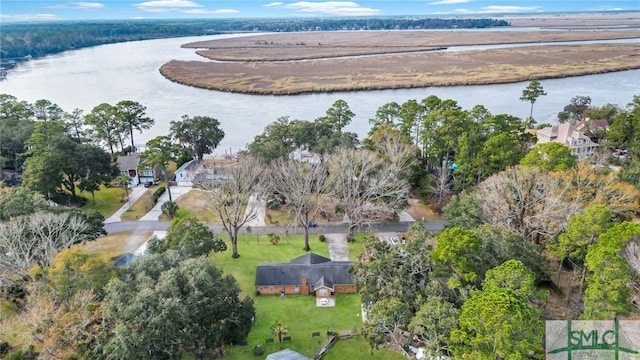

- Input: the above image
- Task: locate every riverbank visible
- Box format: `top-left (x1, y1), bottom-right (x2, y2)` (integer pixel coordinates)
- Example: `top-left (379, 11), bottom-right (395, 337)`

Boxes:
top-left (160, 43), bottom-right (640, 95)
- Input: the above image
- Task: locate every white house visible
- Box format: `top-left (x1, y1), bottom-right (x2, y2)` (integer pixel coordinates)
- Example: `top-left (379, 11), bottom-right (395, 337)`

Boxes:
top-left (174, 159), bottom-right (202, 187)
top-left (536, 123), bottom-right (599, 160)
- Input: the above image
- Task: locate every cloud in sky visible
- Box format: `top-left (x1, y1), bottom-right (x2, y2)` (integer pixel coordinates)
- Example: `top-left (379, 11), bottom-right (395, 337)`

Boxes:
top-left (428, 0), bottom-right (471, 5)
top-left (70, 2), bottom-right (105, 10)
top-left (136, 0), bottom-right (202, 12)
top-left (183, 8), bottom-right (239, 14)
top-left (264, 2), bottom-right (284, 7)
top-left (449, 5), bottom-right (542, 13)
top-left (284, 1), bottom-right (381, 16)
top-left (481, 5), bottom-right (542, 12)
top-left (0, 13), bottom-right (59, 21)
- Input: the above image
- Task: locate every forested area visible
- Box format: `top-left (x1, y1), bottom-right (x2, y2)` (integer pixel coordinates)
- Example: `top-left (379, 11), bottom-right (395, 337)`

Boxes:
top-left (1, 89), bottom-right (639, 358)
top-left (0, 17), bottom-right (508, 60)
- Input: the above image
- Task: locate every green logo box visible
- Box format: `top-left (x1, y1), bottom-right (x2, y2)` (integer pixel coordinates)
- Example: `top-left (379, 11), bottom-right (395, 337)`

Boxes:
top-left (546, 320), bottom-right (640, 359)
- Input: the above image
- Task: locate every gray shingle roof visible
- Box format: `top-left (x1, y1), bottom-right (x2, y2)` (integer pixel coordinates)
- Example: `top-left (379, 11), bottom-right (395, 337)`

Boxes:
top-left (266, 349), bottom-right (311, 360)
top-left (255, 253), bottom-right (354, 290)
top-left (116, 153), bottom-right (140, 171)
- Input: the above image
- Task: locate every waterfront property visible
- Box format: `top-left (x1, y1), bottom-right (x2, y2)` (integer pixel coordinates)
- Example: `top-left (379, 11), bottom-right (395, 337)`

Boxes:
top-left (536, 123), bottom-right (599, 160)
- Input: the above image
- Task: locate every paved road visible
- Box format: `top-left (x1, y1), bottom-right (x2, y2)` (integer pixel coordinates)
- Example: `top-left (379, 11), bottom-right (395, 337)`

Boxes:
top-left (104, 220), bottom-right (446, 235)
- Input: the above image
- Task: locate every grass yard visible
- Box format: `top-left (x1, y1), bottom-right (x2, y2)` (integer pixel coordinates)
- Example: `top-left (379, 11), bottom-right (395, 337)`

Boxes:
top-left (120, 188), bottom-right (154, 221)
top-left (324, 336), bottom-right (405, 360)
top-left (80, 185), bottom-right (124, 219)
top-left (169, 189), bottom-right (218, 224)
top-left (209, 233), bottom-right (400, 359)
top-left (79, 231), bottom-right (152, 257)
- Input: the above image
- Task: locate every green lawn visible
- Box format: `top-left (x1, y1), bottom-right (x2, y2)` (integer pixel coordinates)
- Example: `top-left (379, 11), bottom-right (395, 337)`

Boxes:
top-left (80, 185), bottom-right (124, 218)
top-left (209, 233), bottom-right (400, 360)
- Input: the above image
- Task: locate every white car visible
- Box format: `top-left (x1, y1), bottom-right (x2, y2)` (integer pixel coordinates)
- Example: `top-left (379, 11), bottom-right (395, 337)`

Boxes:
top-left (319, 298), bottom-right (329, 305)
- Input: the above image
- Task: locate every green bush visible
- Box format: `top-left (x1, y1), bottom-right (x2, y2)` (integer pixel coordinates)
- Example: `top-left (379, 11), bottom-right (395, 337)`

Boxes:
top-left (152, 187), bottom-right (166, 204)
top-left (253, 344), bottom-right (264, 356)
top-left (269, 233), bottom-right (281, 245)
top-left (319, 234), bottom-right (326, 242)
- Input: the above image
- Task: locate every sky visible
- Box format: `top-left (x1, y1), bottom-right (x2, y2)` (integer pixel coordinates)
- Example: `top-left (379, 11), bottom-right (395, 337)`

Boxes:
top-left (1, 0), bottom-right (638, 22)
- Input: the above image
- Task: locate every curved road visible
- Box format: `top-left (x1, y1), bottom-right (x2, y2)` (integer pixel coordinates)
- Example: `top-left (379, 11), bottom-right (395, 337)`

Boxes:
top-left (104, 220), bottom-right (446, 235)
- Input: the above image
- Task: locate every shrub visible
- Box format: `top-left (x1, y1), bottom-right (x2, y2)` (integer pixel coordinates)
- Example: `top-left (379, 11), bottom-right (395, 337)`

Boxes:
top-left (253, 344), bottom-right (264, 356)
top-left (152, 187), bottom-right (166, 204)
top-left (319, 234), bottom-right (326, 242)
top-left (268, 233), bottom-right (281, 245)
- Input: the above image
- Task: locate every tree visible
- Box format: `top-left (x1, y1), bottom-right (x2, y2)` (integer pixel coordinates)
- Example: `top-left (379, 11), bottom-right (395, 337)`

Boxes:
top-left (549, 205), bottom-right (613, 267)
top-left (148, 217), bottom-right (227, 258)
top-left (0, 94), bottom-right (35, 169)
top-left (33, 99), bottom-right (64, 122)
top-left (582, 222), bottom-right (640, 319)
top-left (85, 103), bottom-right (120, 159)
top-left (99, 253), bottom-right (254, 359)
top-left (442, 190), bottom-right (482, 229)
top-left (450, 287), bottom-right (544, 359)
top-left (322, 99), bottom-right (354, 132)
top-left (608, 95), bottom-right (640, 160)
top-left (22, 121), bottom-right (116, 200)
top-left (247, 116), bottom-right (296, 163)
top-left (520, 80), bottom-right (547, 119)
top-left (408, 296), bottom-right (459, 357)
top-left (170, 115), bottom-right (224, 161)
top-left (198, 157), bottom-right (263, 258)
top-left (268, 159), bottom-right (326, 251)
top-left (0, 212), bottom-right (94, 282)
top-left (350, 226), bottom-right (434, 312)
top-left (115, 173), bottom-right (132, 202)
top-left (63, 108), bottom-right (85, 141)
top-left (77, 144), bottom-right (119, 202)
top-left (271, 321), bottom-right (288, 350)
top-left (325, 148), bottom-right (410, 241)
top-left (141, 135), bottom-right (178, 201)
top-left (557, 95), bottom-right (592, 123)
top-left (520, 141), bottom-right (577, 171)
top-left (361, 297), bottom-right (413, 356)
top-left (43, 248), bottom-right (119, 304)
top-left (475, 166), bottom-right (577, 243)
top-left (115, 100), bottom-right (154, 151)
top-left (160, 200), bottom-right (179, 220)
top-left (431, 227), bottom-right (482, 287)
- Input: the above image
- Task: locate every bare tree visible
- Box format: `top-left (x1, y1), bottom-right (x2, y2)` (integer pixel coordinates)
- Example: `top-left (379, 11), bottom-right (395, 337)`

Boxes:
top-left (428, 162), bottom-right (453, 210)
top-left (268, 159), bottom-right (326, 251)
top-left (475, 166), bottom-right (578, 244)
top-left (326, 148), bottom-right (410, 241)
top-left (0, 212), bottom-right (92, 283)
top-left (197, 158), bottom-right (264, 258)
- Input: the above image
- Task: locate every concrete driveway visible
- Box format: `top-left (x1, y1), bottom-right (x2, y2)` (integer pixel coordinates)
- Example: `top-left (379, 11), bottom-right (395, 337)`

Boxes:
top-left (139, 186), bottom-right (192, 221)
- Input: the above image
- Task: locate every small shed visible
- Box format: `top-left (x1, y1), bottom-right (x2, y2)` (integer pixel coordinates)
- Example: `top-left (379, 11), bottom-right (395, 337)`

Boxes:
top-left (265, 349), bottom-right (311, 360)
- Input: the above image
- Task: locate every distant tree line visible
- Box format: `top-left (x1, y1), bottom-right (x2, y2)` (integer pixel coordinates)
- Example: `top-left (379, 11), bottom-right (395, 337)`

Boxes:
top-left (0, 17), bottom-right (509, 60)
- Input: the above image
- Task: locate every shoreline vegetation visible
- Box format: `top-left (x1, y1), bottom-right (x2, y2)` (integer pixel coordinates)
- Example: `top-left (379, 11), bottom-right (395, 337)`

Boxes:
top-left (160, 29), bottom-right (640, 95)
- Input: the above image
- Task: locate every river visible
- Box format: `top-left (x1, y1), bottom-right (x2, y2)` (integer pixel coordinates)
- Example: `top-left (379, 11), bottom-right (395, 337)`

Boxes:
top-left (1, 34), bottom-right (638, 154)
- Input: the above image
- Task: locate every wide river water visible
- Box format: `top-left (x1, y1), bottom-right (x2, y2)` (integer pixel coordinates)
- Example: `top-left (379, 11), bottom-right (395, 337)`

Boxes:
top-left (1, 33), bottom-right (639, 154)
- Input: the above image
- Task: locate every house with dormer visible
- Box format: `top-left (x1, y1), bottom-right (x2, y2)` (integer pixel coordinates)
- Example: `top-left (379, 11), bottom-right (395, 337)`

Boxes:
top-left (536, 123), bottom-right (599, 160)
top-left (115, 153), bottom-right (159, 187)
top-left (255, 253), bottom-right (355, 298)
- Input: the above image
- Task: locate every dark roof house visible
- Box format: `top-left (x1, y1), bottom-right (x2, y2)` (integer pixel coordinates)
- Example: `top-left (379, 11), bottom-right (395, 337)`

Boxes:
top-left (111, 252), bottom-right (137, 268)
top-left (266, 349), bottom-right (311, 360)
top-left (255, 253), bottom-right (355, 297)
